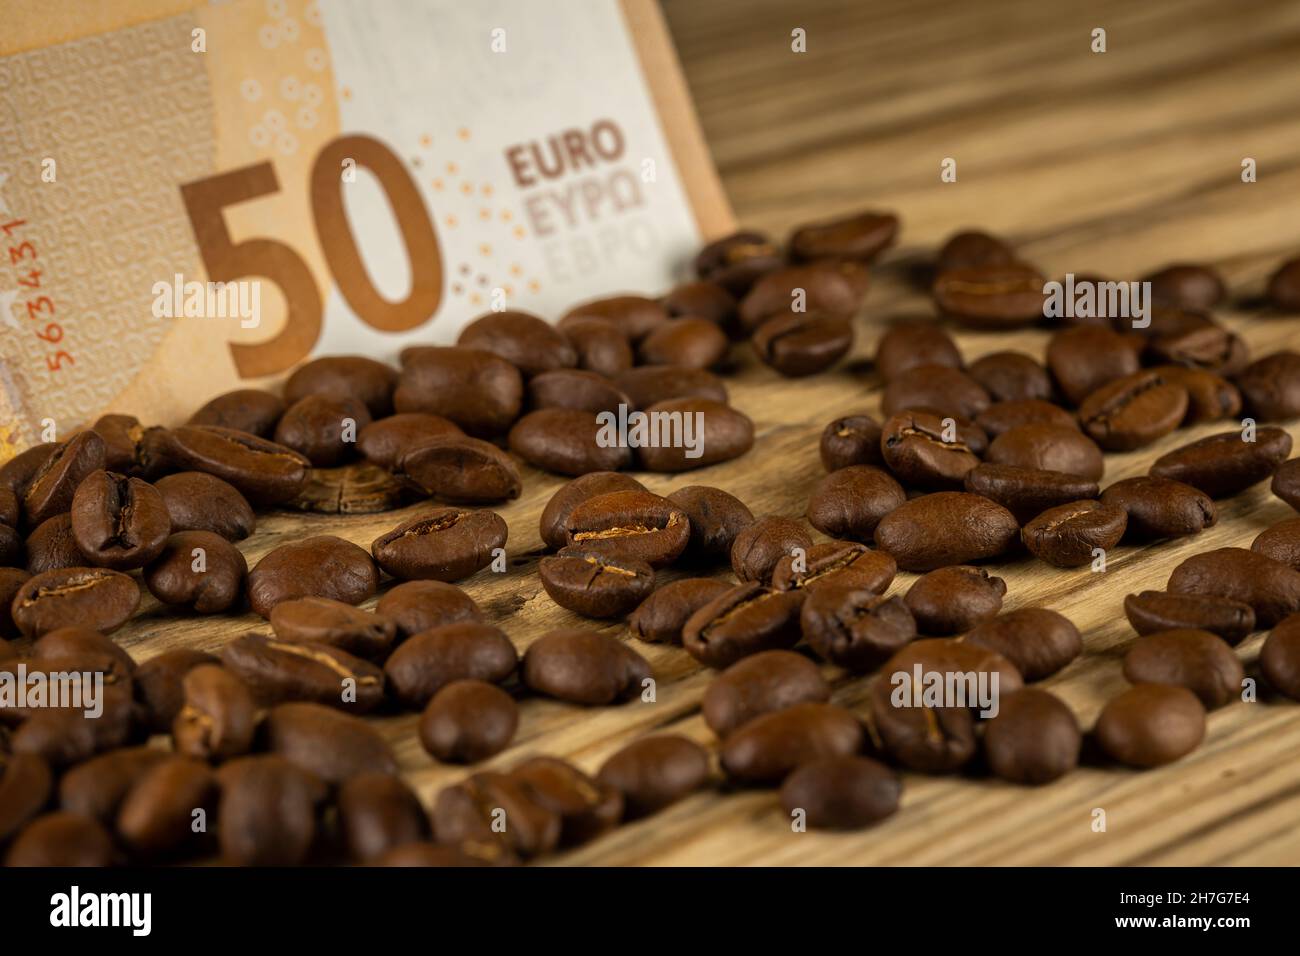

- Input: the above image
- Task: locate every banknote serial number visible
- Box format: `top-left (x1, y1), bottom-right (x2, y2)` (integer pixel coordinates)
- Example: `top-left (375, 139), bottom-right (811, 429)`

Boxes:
top-left (4, 218), bottom-right (74, 373)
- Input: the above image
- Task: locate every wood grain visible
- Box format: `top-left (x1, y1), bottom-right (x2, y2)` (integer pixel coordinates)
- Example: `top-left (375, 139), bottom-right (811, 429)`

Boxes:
top-left (110, 0), bottom-right (1300, 865)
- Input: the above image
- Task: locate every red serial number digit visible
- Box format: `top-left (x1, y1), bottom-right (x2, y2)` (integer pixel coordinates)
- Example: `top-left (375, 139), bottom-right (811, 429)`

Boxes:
top-left (9, 241), bottom-right (35, 263)
top-left (26, 296), bottom-right (54, 317)
top-left (46, 351), bottom-right (74, 371)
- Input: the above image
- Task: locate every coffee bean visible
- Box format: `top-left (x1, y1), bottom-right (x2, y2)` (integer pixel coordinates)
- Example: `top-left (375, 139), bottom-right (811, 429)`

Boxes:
top-left (263, 701), bottom-right (397, 784)
top-left (563, 489), bottom-right (690, 568)
top-left (788, 209), bottom-right (898, 263)
top-left (1022, 500), bottom-right (1127, 567)
top-left (173, 664), bottom-right (256, 760)
top-left (1094, 684), bottom-right (1205, 768)
top-left (90, 414), bottom-right (159, 477)
top-left (905, 566), bottom-right (1005, 635)
top-left (975, 398), bottom-right (1078, 438)
top-left (987, 423), bottom-right (1104, 480)
top-left (1123, 629), bottom-right (1243, 709)
top-left (1234, 350), bottom-right (1300, 421)
top-left (874, 492), bottom-right (1019, 571)
top-left (538, 549), bottom-right (655, 618)
top-left (635, 398), bottom-right (754, 472)
top-left (357, 413), bottom-right (462, 471)
top-left (863, 676), bottom-right (975, 773)
top-left (458, 310), bottom-right (577, 377)
top-left (269, 597), bottom-right (395, 660)
top-left (0, 753), bottom-right (52, 844)
top-left (23, 513), bottom-right (82, 574)
top-left (10, 685), bottom-right (135, 767)
top-left (1168, 547), bottom-right (1300, 628)
top-left (1147, 323), bottom-right (1249, 378)
top-left (1275, 458), bottom-right (1300, 511)
top-left (613, 365), bottom-right (728, 409)
top-left (508, 408), bottom-right (632, 476)
top-left (932, 262), bottom-right (1046, 328)
top-left (222, 634), bottom-right (385, 712)
top-left (273, 395), bottom-right (372, 467)
top-left (663, 280), bottom-right (738, 328)
top-left (983, 688), bottom-right (1081, 784)
top-left (1124, 591), bottom-right (1255, 644)
top-left (337, 773), bottom-right (430, 863)
top-left (116, 756), bottom-right (218, 859)
top-left (1267, 255), bottom-right (1300, 311)
top-left (561, 294), bottom-right (669, 342)
top-left (372, 508), bottom-right (507, 583)
top-left (246, 535), bottom-right (378, 618)
top-left (540, 473), bottom-right (646, 551)
top-left (0, 571), bottom-right (25, 639)
top-left (216, 755), bottom-right (327, 866)
top-left (4, 811), bottom-right (115, 867)
top-left (394, 346), bottom-right (523, 435)
top-left (752, 313), bottom-right (853, 376)
top-left (881, 365), bottom-right (991, 419)
top-left (57, 747), bottom-right (166, 826)
top-left (805, 466), bottom-right (906, 542)
top-left (1, 444), bottom-right (57, 500)
top-left (883, 637), bottom-right (1024, 699)
top-left (1139, 304), bottom-right (1219, 339)
top-left (596, 735), bottom-right (711, 818)
top-left (1253, 516), bottom-right (1300, 571)
top-left (510, 756), bottom-right (623, 847)
top-left (1142, 263), bottom-right (1225, 310)
top-left (967, 350), bottom-right (1052, 403)
top-left (731, 515), bottom-right (814, 583)
top-left (419, 679), bottom-right (518, 763)
top-left (770, 541), bottom-right (897, 593)
top-left (527, 369), bottom-right (632, 415)
top-left (873, 324), bottom-right (963, 383)
top-left (395, 435), bottom-right (522, 503)
top-left (132, 649), bottom-right (220, 733)
top-left (935, 230), bottom-right (1016, 274)
top-left (701, 650), bottom-right (830, 737)
top-left (1100, 476), bottom-right (1215, 540)
top-left (65, 470), bottom-right (170, 570)
top-left (738, 262), bottom-right (866, 334)
top-left (32, 626), bottom-right (134, 679)
top-left (432, 771), bottom-right (559, 859)
top-left (189, 389), bottom-right (285, 436)
top-left (11, 567), bottom-right (139, 638)
top-left (779, 755), bottom-right (901, 828)
top-left (0, 522), bottom-right (19, 568)
top-left (1077, 370), bottom-right (1188, 451)
top-left (819, 414), bottom-right (885, 470)
top-left (801, 588), bottom-right (916, 671)
top-left (1149, 426), bottom-right (1292, 498)
top-left (963, 607), bottom-right (1082, 680)
top-left (694, 230), bottom-right (784, 295)
top-left (560, 316), bottom-right (635, 377)
top-left (383, 621), bottom-right (517, 709)
top-left (1046, 325), bottom-right (1141, 407)
top-left (628, 578), bottom-right (731, 644)
top-left (158, 426), bottom-right (310, 506)
top-left (144, 530), bottom-right (247, 614)
top-left (521, 629), bottom-right (651, 705)
top-left (288, 459), bottom-right (406, 514)
top-left (1148, 365), bottom-right (1239, 425)
top-left (0, 485), bottom-right (17, 529)
top-left (682, 583), bottom-right (806, 668)
top-left (154, 471), bottom-right (255, 541)
top-left (23, 432), bottom-right (106, 527)
top-left (640, 317), bottom-right (729, 369)
top-left (1261, 614), bottom-right (1300, 700)
top-left (375, 580), bottom-right (483, 640)
top-left (284, 356), bottom-right (395, 418)
top-left (721, 702), bottom-right (864, 784)
top-left (880, 410), bottom-right (983, 489)
top-left (963, 463), bottom-right (1096, 524)
top-left (665, 485), bottom-right (754, 560)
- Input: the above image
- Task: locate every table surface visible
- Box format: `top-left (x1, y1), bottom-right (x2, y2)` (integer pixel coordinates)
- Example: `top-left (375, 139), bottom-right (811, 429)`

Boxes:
top-left (114, 0), bottom-right (1300, 865)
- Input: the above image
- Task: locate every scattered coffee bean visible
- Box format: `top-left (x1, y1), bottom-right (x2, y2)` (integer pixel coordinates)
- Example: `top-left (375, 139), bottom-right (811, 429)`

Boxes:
top-left (153, 471), bottom-right (256, 541)
top-left (881, 365), bottom-right (991, 419)
top-left (883, 638), bottom-right (1024, 698)
top-left (563, 490), bottom-right (690, 568)
top-left (357, 413), bottom-right (462, 470)
top-left (222, 634), bottom-right (385, 712)
top-left (264, 701), bottom-right (397, 784)
top-left (1094, 684), bottom-right (1205, 768)
top-left (739, 262), bottom-right (865, 333)
top-left (721, 702), bottom-right (864, 784)
top-left (1147, 322), bottom-right (1249, 377)
top-left (640, 317), bottom-right (729, 369)
top-left (694, 230), bottom-right (784, 295)
top-left (132, 649), bottom-right (220, 733)
top-left (805, 466), bottom-right (906, 542)
top-left (874, 324), bottom-right (962, 383)
top-left (527, 369), bottom-right (632, 415)
top-left (596, 735), bottom-right (711, 818)
top-left (1100, 476), bottom-right (1215, 540)
top-left (116, 756), bottom-right (218, 859)
top-left (432, 771), bottom-right (559, 859)
top-left (613, 365), bottom-right (728, 409)
top-left (10, 567), bottom-right (140, 638)
top-left (541, 474), bottom-right (649, 553)
top-left (457, 310), bottom-right (577, 377)
top-left (337, 773), bottom-right (429, 863)
top-left (731, 515), bottom-right (815, 583)
top-left (66, 470), bottom-right (170, 570)
top-left (788, 209), bottom-right (898, 262)
top-left (1022, 500), bottom-right (1127, 567)
top-left (974, 398), bottom-right (1078, 438)
top-left (1149, 426), bottom-right (1292, 498)
top-left (1252, 516), bottom-right (1300, 571)
top-left (396, 435), bottom-right (523, 503)
top-left (905, 566), bottom-right (1005, 635)
top-left (419, 679), bottom-right (518, 763)
top-left (173, 664), bottom-right (257, 760)
top-left (371, 509), bottom-right (506, 583)
top-left (1077, 370), bottom-right (1188, 451)
top-left (863, 676), bottom-right (976, 774)
top-left (1260, 614), bottom-right (1300, 700)
top-left (1233, 350), bottom-right (1300, 421)
top-left (779, 755), bottom-right (901, 828)
top-left (560, 316), bottom-right (636, 378)
top-left (216, 755), bottom-right (326, 866)
top-left (880, 409), bottom-right (983, 489)
top-left (1168, 547), bottom-right (1300, 628)
top-left (874, 492), bottom-right (1019, 571)
top-left (1124, 590), bottom-right (1255, 644)
top-left (383, 621), bottom-right (517, 709)
top-left (157, 426), bottom-right (311, 506)
top-left (983, 688), bottom-right (1081, 784)
top-left (376, 580), bottom-right (483, 640)
top-left (0, 753), bottom-right (53, 844)
top-left (510, 756), bottom-right (623, 847)
top-left (963, 607), bottom-right (1082, 680)
top-left (702, 651), bottom-right (829, 741)
top-left (521, 629), bottom-right (651, 705)
top-left (10, 686), bottom-right (135, 767)
top-left (935, 230), bottom-right (1016, 274)
top-left (4, 811), bottom-right (116, 867)
top-left (665, 484), bottom-right (754, 560)
top-left (246, 535), bottom-right (378, 618)
top-left (508, 408), bottom-right (632, 476)
top-left (1, 443), bottom-right (57, 498)
top-left (144, 530), bottom-right (247, 614)
top-left (753, 313), bottom-right (853, 376)
top-left (770, 541), bottom-right (897, 594)
top-left (819, 414), bottom-right (885, 470)
top-left (662, 279), bottom-right (738, 328)
top-left (1142, 263), bottom-right (1225, 310)
top-left (269, 597), bottom-right (396, 659)
top-left (91, 414), bottom-right (156, 476)
top-left (628, 578), bottom-right (731, 644)
top-left (1267, 256), bottom-right (1300, 311)
top-left (561, 294), bottom-right (669, 342)
top-left (987, 423), bottom-right (1104, 480)
top-left (539, 549), bottom-right (655, 618)
top-left (932, 262), bottom-right (1046, 328)
top-left (273, 395), bottom-right (371, 467)
top-left (801, 588), bottom-right (916, 671)
top-left (188, 389), bottom-right (285, 436)
top-left (394, 346), bottom-right (523, 435)
top-left (963, 463), bottom-right (1098, 524)
top-left (285, 356), bottom-right (397, 418)
top-left (1272, 458), bottom-right (1300, 511)
top-left (23, 514), bottom-right (82, 575)
top-left (1122, 629), bottom-right (1243, 709)
top-left (22, 432), bottom-right (107, 527)
top-left (57, 748), bottom-right (166, 826)
top-left (1046, 325), bottom-right (1141, 407)
top-left (682, 583), bottom-right (806, 669)
top-left (635, 398), bottom-right (754, 472)
top-left (967, 350), bottom-right (1052, 403)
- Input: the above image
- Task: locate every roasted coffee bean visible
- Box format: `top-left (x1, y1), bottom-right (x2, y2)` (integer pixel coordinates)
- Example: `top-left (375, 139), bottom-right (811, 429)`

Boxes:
top-left (153, 472), bottom-right (255, 542)
top-left (1261, 614), bottom-right (1300, 700)
top-left (731, 515), bottom-right (814, 583)
top-left (819, 414), bottom-right (885, 470)
top-left (0, 753), bottom-right (53, 844)
top-left (663, 280), bottom-right (738, 328)
top-left (1142, 263), bottom-right (1225, 310)
top-left (1147, 323), bottom-right (1249, 378)
top-left (284, 355), bottom-right (396, 418)
top-left (1077, 370), bottom-right (1188, 451)
top-left (721, 702), bottom-right (864, 784)
top-left (4, 812), bottom-right (115, 867)
top-left (801, 588), bottom-right (916, 672)
top-left (91, 414), bottom-right (153, 475)
top-left (682, 583), bottom-right (806, 668)
top-left (1124, 591), bottom-right (1255, 645)
top-left (32, 627), bottom-right (135, 684)
top-left (935, 230), bottom-right (1016, 274)
top-left (264, 702), bottom-right (397, 784)
top-left (1273, 458), bottom-right (1300, 512)
top-left (1168, 547), bottom-right (1300, 628)
top-left (635, 398), bottom-right (754, 472)
top-left (628, 578), bottom-right (731, 644)
top-left (419, 680), bottom-right (518, 763)
top-left (702, 650), bottom-right (830, 737)
top-left (967, 350), bottom-right (1052, 403)
top-left (527, 369), bottom-right (632, 415)
top-left (57, 748), bottom-right (166, 825)
top-left (639, 317), bottom-right (729, 369)
top-left (905, 566), bottom-right (1005, 635)
top-left (596, 734), bottom-right (711, 818)
top-left (10, 567), bottom-right (139, 638)
top-left (963, 607), bottom-right (1082, 681)
top-left (269, 597), bottom-right (396, 659)
top-left (382, 622), bottom-right (517, 709)
top-left (1253, 516), bottom-right (1300, 571)
top-left (1138, 304), bottom-right (1219, 339)
top-left (22, 432), bottom-right (106, 527)
top-left (752, 313), bottom-right (853, 376)
top-left (143, 530), bottom-right (246, 614)
top-left (216, 755), bottom-right (327, 866)
top-left (881, 365), bottom-right (991, 419)
top-left (432, 771), bottom-right (560, 859)
top-left (1149, 426), bottom-right (1291, 498)
top-left (372, 509), bottom-right (507, 583)
top-left (521, 629), bottom-right (651, 705)
top-left (288, 462), bottom-right (407, 516)
top-left (1234, 350), bottom-right (1300, 421)
top-left (133, 649), bottom-right (220, 733)
top-left (975, 398), bottom-right (1078, 438)
top-left (771, 541), bottom-right (896, 594)
top-left (23, 514), bottom-right (82, 574)
top-left (508, 408), bottom-right (632, 476)
top-left (116, 756), bottom-right (218, 859)
top-left (11, 685), bottom-right (135, 767)
top-left (563, 490), bottom-right (689, 568)
top-left (805, 467), bottom-right (905, 542)
top-left (394, 346), bottom-right (523, 435)
top-left (222, 634), bottom-right (385, 712)
top-left (883, 637), bottom-right (1024, 701)
top-left (157, 426), bottom-right (310, 505)
top-left (0, 522), bottom-right (20, 568)
top-left (779, 755), bottom-right (901, 828)
top-left (67, 470), bottom-right (170, 570)
top-left (173, 665), bottom-right (256, 760)
top-left (538, 549), bottom-right (655, 618)
top-left (863, 675), bottom-right (977, 774)
top-left (273, 395), bottom-right (372, 467)
top-left (1267, 256), bottom-right (1300, 311)
top-left (561, 294), bottom-right (669, 342)
top-left (665, 485), bottom-right (754, 560)
top-left (738, 262), bottom-right (866, 334)
top-left (880, 410), bottom-right (983, 489)
top-left (982, 688), bottom-right (1080, 784)
top-left (873, 323), bottom-right (963, 383)
top-left (1151, 365), bottom-right (1240, 425)
top-left (510, 756), bottom-right (622, 846)
top-left (189, 389), bottom-right (284, 436)
top-left (1022, 500), bottom-right (1127, 567)
top-left (963, 463), bottom-right (1097, 525)
top-left (1122, 629), bottom-right (1243, 709)
top-left (337, 773), bottom-right (430, 863)
top-left (932, 262), bottom-right (1046, 328)
top-left (0, 443), bottom-right (57, 498)
top-left (458, 310), bottom-right (577, 377)
top-left (694, 230), bottom-right (784, 295)
top-left (987, 423), bottom-right (1104, 480)
top-left (246, 535), bottom-right (378, 618)
top-left (613, 365), bottom-right (728, 409)
top-left (0, 486), bottom-right (17, 530)
top-left (357, 413), bottom-right (462, 470)
top-left (1100, 476), bottom-right (1215, 540)
top-left (395, 435), bottom-right (522, 503)
top-left (788, 209), bottom-right (898, 263)
top-left (540, 472), bottom-right (646, 551)
top-left (1046, 325), bottom-right (1141, 407)
top-left (874, 492), bottom-right (1019, 571)
top-left (560, 316), bottom-right (635, 377)
top-left (1095, 684), bottom-right (1205, 768)
top-left (1, 572), bottom-right (30, 634)
top-left (376, 580), bottom-right (483, 640)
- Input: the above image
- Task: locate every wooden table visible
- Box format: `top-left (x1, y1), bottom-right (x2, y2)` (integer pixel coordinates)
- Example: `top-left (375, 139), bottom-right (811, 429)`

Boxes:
top-left (114, 0), bottom-right (1300, 865)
